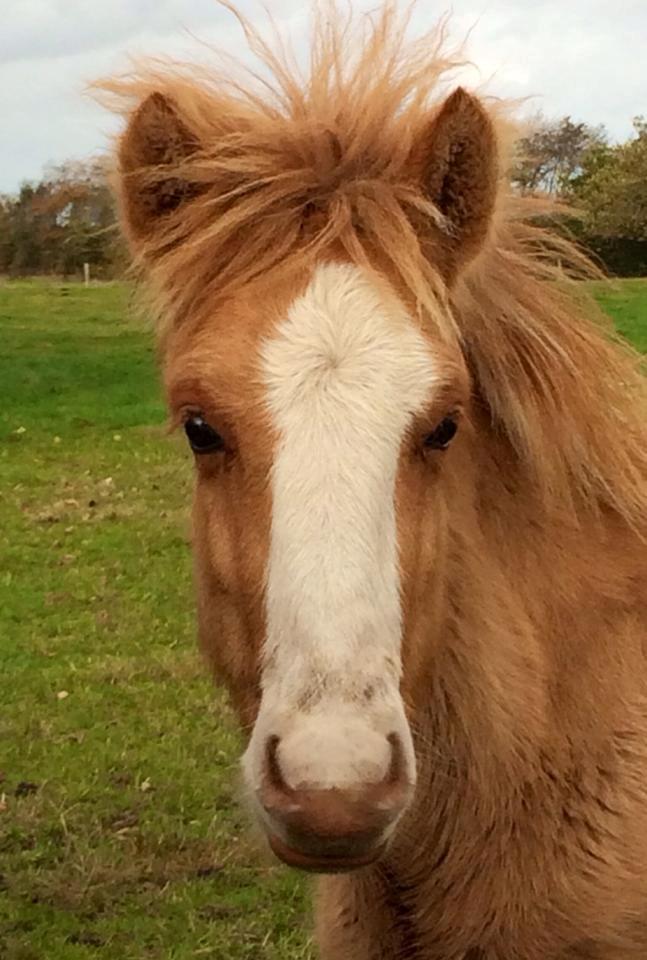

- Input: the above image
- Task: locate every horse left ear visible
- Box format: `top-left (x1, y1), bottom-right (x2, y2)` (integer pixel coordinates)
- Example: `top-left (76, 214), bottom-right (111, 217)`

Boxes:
top-left (414, 87), bottom-right (498, 274)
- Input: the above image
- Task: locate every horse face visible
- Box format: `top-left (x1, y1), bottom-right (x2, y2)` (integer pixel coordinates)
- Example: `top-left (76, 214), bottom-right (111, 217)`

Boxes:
top-left (115, 67), bottom-right (491, 871)
top-left (166, 260), bottom-right (469, 871)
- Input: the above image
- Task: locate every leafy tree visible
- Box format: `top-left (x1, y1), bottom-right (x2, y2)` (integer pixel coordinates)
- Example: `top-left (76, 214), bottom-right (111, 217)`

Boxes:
top-left (512, 114), bottom-right (608, 196)
top-left (570, 117), bottom-right (647, 240)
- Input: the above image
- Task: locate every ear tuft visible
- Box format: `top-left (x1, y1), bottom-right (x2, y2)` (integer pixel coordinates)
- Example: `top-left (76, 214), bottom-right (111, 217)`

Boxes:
top-left (118, 92), bottom-right (201, 246)
top-left (417, 87), bottom-right (498, 273)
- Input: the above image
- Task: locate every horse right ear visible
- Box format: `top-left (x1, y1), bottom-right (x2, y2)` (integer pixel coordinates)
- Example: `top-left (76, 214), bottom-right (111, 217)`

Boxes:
top-left (117, 92), bottom-right (202, 249)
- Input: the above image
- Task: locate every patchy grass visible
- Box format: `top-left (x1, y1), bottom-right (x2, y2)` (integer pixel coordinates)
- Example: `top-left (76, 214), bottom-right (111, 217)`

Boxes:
top-left (588, 277), bottom-right (647, 352)
top-left (0, 280), bottom-right (312, 960)
top-left (1, 276), bottom-right (646, 959)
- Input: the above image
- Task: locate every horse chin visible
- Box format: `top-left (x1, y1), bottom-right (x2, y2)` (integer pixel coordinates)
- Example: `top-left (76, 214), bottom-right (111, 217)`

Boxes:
top-left (267, 832), bottom-right (386, 874)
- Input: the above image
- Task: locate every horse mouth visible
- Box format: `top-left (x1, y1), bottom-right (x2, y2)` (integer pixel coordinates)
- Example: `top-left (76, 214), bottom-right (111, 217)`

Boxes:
top-left (267, 832), bottom-right (385, 874)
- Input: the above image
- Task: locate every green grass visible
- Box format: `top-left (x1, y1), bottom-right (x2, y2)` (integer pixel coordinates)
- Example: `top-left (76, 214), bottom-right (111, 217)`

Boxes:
top-left (1, 276), bottom-right (646, 959)
top-left (0, 281), bottom-right (312, 960)
top-left (588, 278), bottom-right (647, 352)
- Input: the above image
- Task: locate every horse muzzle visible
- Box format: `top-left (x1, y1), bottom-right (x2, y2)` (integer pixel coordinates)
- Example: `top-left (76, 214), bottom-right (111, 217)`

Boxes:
top-left (256, 732), bottom-right (414, 873)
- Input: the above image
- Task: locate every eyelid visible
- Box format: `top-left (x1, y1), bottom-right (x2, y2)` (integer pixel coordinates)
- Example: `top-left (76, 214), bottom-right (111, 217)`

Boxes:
top-left (165, 406), bottom-right (199, 436)
top-left (412, 405), bottom-right (462, 438)
top-left (179, 404), bottom-right (203, 420)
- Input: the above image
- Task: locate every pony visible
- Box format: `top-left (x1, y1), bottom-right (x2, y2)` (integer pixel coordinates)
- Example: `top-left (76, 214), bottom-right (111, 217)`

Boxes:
top-left (100, 4), bottom-right (647, 957)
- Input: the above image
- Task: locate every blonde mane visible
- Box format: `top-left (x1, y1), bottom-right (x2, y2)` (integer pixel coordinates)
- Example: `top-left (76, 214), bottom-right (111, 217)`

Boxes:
top-left (97, 1), bottom-right (647, 529)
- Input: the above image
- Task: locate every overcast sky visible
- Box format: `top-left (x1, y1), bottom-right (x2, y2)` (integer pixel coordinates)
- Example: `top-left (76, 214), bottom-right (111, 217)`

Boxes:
top-left (1, 0), bottom-right (645, 194)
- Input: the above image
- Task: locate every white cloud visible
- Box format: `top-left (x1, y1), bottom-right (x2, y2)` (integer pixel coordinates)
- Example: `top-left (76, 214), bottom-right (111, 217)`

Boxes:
top-left (1, 0), bottom-right (645, 193)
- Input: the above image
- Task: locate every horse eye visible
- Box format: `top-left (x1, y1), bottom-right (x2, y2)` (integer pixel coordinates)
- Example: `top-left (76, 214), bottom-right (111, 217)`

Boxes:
top-left (184, 415), bottom-right (225, 454)
top-left (423, 416), bottom-right (458, 450)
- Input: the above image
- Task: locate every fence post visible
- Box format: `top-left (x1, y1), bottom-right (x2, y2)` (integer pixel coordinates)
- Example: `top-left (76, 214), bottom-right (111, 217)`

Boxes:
top-left (83, 262), bottom-right (90, 286)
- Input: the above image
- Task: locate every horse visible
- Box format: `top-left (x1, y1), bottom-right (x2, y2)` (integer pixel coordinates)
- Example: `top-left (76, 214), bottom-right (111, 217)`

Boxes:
top-left (100, 4), bottom-right (647, 957)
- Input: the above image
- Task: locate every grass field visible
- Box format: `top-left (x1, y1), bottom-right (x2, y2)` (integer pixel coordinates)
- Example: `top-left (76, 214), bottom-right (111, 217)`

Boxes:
top-left (2, 277), bottom-right (646, 959)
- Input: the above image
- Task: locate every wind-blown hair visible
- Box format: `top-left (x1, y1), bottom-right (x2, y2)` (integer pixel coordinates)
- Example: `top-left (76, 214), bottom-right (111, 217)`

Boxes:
top-left (96, 1), bottom-right (647, 528)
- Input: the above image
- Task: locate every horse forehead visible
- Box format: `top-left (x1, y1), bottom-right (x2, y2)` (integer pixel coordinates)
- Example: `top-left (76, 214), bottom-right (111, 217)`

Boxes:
top-left (165, 261), bottom-right (437, 426)
top-left (261, 261), bottom-right (438, 415)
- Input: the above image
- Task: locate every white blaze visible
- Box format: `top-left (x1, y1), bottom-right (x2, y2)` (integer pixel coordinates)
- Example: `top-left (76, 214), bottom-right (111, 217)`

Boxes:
top-left (245, 261), bottom-right (437, 791)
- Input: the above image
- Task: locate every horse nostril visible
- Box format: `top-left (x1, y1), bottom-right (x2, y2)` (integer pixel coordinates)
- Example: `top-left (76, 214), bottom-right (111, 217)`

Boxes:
top-left (264, 734), bottom-right (286, 792)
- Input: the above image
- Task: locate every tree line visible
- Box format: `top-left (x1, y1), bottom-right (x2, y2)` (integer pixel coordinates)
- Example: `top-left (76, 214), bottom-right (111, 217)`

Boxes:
top-left (0, 159), bottom-right (126, 279)
top-left (512, 114), bottom-right (647, 276)
top-left (1, 113), bottom-right (646, 279)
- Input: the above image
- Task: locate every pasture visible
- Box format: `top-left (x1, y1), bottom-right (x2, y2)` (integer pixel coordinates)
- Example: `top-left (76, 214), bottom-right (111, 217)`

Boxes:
top-left (1, 277), bottom-right (646, 959)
